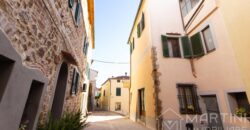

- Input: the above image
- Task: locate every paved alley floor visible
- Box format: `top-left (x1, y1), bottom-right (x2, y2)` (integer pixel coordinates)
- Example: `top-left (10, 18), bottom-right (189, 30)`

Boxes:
top-left (84, 111), bottom-right (151, 130)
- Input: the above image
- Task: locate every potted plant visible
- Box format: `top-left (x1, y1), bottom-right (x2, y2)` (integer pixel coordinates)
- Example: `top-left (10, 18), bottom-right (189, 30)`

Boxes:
top-left (235, 107), bottom-right (249, 117)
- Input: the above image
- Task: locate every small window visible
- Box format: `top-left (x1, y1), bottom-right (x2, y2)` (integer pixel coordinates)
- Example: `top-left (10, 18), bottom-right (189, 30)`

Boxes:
top-left (116, 88), bottom-right (121, 96)
top-left (162, 36), bottom-right (181, 58)
top-left (117, 80), bottom-right (121, 83)
top-left (115, 102), bottom-right (121, 111)
top-left (228, 92), bottom-right (250, 117)
top-left (168, 38), bottom-right (181, 58)
top-left (82, 84), bottom-right (87, 92)
top-left (103, 90), bottom-right (106, 96)
top-left (202, 26), bottom-right (215, 53)
top-left (177, 84), bottom-right (201, 114)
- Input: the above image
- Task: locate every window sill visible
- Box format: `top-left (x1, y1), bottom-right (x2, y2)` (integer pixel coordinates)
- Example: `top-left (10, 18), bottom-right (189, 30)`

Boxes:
top-left (206, 48), bottom-right (216, 54)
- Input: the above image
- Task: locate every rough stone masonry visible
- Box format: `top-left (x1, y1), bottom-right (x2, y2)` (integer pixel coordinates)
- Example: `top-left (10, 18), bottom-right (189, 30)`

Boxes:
top-left (0, 0), bottom-right (89, 125)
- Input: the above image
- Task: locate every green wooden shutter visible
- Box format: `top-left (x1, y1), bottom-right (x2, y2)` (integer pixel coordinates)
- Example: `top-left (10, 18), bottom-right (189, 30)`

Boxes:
top-left (141, 13), bottom-right (145, 30)
top-left (75, 72), bottom-right (80, 94)
top-left (75, 3), bottom-right (81, 26)
top-left (130, 43), bottom-right (133, 54)
top-left (137, 24), bottom-right (141, 38)
top-left (132, 39), bottom-right (135, 51)
top-left (68, 0), bottom-right (74, 8)
top-left (71, 69), bottom-right (76, 94)
top-left (190, 32), bottom-right (204, 57)
top-left (161, 35), bottom-right (169, 57)
top-left (83, 37), bottom-right (87, 54)
top-left (181, 36), bottom-right (192, 58)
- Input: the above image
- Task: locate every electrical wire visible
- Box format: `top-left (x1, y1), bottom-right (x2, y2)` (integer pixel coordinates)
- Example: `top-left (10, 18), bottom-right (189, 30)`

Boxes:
top-left (92, 59), bottom-right (129, 64)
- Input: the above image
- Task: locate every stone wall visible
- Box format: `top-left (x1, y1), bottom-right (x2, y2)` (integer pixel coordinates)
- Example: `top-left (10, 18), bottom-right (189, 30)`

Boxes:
top-left (0, 0), bottom-right (89, 124)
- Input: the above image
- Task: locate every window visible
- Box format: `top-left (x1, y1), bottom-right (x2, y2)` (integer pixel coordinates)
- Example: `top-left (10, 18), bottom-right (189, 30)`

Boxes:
top-left (161, 36), bottom-right (181, 58)
top-left (71, 68), bottom-right (80, 95)
top-left (137, 13), bottom-right (145, 38)
top-left (177, 84), bottom-right (201, 114)
top-left (103, 90), bottom-right (106, 96)
top-left (74, 2), bottom-right (81, 26)
top-left (116, 88), bottom-right (121, 96)
top-left (180, 0), bottom-right (200, 17)
top-left (117, 80), bottom-right (121, 83)
top-left (168, 38), bottom-right (181, 58)
top-left (228, 92), bottom-right (250, 117)
top-left (202, 26), bottom-right (215, 52)
top-left (115, 102), bottom-right (121, 111)
top-left (69, 0), bottom-right (81, 26)
top-left (82, 84), bottom-right (87, 92)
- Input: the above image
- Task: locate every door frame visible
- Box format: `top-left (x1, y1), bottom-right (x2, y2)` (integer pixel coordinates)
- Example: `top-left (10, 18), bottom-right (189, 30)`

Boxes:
top-left (137, 88), bottom-right (146, 124)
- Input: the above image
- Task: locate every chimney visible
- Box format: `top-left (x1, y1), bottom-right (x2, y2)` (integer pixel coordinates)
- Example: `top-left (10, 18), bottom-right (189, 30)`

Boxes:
top-left (125, 72), bottom-right (127, 76)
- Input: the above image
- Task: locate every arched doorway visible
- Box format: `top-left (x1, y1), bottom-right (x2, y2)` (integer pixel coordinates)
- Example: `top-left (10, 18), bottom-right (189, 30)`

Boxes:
top-left (51, 62), bottom-right (68, 120)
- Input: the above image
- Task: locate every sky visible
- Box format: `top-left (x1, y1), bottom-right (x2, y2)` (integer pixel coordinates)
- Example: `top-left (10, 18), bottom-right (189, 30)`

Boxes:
top-left (92, 0), bottom-right (140, 88)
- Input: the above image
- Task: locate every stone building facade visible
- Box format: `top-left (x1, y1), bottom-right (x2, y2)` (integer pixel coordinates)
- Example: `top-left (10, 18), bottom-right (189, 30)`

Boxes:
top-left (100, 75), bottom-right (130, 116)
top-left (0, 0), bottom-right (94, 129)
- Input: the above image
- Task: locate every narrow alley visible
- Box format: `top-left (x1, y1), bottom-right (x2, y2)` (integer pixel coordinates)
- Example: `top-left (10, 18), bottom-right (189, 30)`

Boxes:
top-left (85, 111), bottom-right (150, 130)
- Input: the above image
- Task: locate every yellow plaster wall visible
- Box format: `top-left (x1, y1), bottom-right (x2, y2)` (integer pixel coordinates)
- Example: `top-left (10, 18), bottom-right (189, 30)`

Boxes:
top-left (100, 80), bottom-right (111, 110)
top-left (218, 0), bottom-right (250, 101)
top-left (129, 1), bottom-right (156, 129)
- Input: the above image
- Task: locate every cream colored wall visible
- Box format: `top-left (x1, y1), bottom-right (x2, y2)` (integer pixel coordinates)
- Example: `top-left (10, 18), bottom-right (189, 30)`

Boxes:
top-left (109, 79), bottom-right (130, 116)
top-left (148, 0), bottom-right (195, 118)
top-left (146, 0), bottom-right (249, 128)
top-left (129, 1), bottom-right (156, 129)
top-left (186, 0), bottom-right (249, 127)
top-left (218, 0), bottom-right (250, 101)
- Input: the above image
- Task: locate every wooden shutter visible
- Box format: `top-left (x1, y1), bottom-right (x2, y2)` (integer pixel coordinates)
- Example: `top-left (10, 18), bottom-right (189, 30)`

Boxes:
top-left (161, 35), bottom-right (169, 57)
top-left (83, 37), bottom-right (87, 54)
top-left (68, 0), bottom-right (74, 8)
top-left (85, 43), bottom-right (89, 56)
top-left (130, 44), bottom-right (132, 54)
top-left (116, 88), bottom-right (121, 96)
top-left (141, 13), bottom-right (145, 30)
top-left (71, 69), bottom-right (76, 94)
top-left (190, 32), bottom-right (204, 57)
top-left (132, 38), bottom-right (135, 50)
top-left (75, 72), bottom-right (80, 94)
top-left (181, 36), bottom-right (192, 58)
top-left (75, 2), bottom-right (81, 26)
top-left (137, 24), bottom-right (141, 38)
